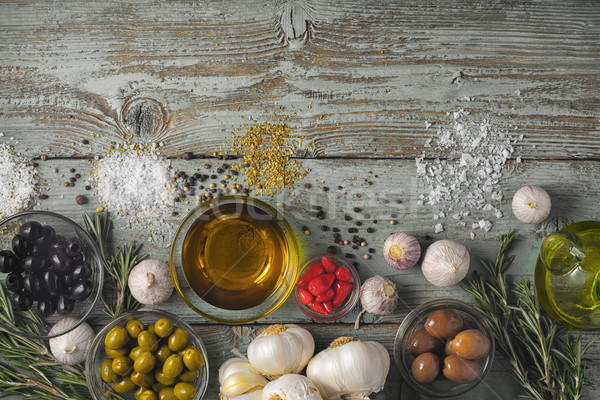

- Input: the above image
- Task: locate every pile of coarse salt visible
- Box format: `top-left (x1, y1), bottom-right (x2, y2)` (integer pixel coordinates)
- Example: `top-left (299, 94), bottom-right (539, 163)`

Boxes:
top-left (92, 144), bottom-right (179, 241)
top-left (0, 143), bottom-right (38, 220)
top-left (416, 109), bottom-right (520, 232)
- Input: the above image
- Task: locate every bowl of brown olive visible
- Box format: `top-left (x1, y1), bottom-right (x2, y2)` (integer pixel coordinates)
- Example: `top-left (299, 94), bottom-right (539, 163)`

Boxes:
top-left (86, 309), bottom-right (208, 400)
top-left (394, 299), bottom-right (495, 398)
top-left (0, 211), bottom-right (103, 339)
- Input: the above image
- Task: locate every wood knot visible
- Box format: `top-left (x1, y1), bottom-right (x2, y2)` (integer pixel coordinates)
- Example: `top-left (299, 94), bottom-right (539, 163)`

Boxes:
top-left (279, 0), bottom-right (314, 47)
top-left (120, 97), bottom-right (168, 139)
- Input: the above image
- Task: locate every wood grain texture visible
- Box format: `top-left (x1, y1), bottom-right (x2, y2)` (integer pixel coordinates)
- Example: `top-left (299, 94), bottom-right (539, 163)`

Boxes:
top-left (1, 0), bottom-right (599, 160)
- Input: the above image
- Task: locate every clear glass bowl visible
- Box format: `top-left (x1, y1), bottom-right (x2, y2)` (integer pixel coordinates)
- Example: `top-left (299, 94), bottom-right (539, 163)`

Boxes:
top-left (394, 299), bottom-right (495, 398)
top-left (86, 309), bottom-right (209, 400)
top-left (293, 253), bottom-right (360, 321)
top-left (170, 196), bottom-right (300, 324)
top-left (0, 210), bottom-right (103, 339)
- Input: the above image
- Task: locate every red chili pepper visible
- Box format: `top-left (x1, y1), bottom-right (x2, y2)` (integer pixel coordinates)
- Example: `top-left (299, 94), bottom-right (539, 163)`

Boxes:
top-left (298, 288), bottom-right (314, 305)
top-left (322, 301), bottom-right (333, 314)
top-left (332, 280), bottom-right (352, 308)
top-left (296, 263), bottom-right (325, 287)
top-left (307, 273), bottom-right (336, 296)
top-left (321, 256), bottom-right (337, 273)
top-left (315, 287), bottom-right (334, 302)
top-left (334, 266), bottom-right (353, 283)
top-left (310, 302), bottom-right (328, 314)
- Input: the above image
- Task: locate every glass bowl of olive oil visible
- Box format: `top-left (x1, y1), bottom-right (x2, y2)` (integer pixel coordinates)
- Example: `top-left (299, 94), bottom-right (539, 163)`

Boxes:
top-left (170, 196), bottom-right (300, 324)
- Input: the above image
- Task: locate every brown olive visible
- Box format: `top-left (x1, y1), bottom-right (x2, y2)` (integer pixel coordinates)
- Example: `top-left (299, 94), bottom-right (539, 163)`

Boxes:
top-left (113, 376), bottom-right (136, 393)
top-left (451, 329), bottom-right (491, 360)
top-left (445, 339), bottom-right (457, 356)
top-left (130, 346), bottom-right (145, 361)
top-left (100, 358), bottom-right (118, 383)
top-left (130, 371), bottom-right (154, 387)
top-left (406, 328), bottom-right (442, 356)
top-left (154, 318), bottom-right (174, 338)
top-left (159, 387), bottom-right (178, 400)
top-left (126, 319), bottom-right (145, 339)
top-left (156, 344), bottom-right (173, 365)
top-left (174, 382), bottom-right (196, 400)
top-left (155, 369), bottom-right (177, 386)
top-left (138, 330), bottom-right (160, 352)
top-left (139, 389), bottom-right (159, 400)
top-left (112, 356), bottom-right (133, 376)
top-left (443, 355), bottom-right (480, 383)
top-left (411, 352), bottom-right (440, 384)
top-left (162, 354), bottom-right (184, 378)
top-left (134, 351), bottom-right (157, 374)
top-left (179, 368), bottom-right (199, 382)
top-left (168, 328), bottom-right (189, 352)
top-left (105, 346), bottom-right (129, 358)
top-left (105, 326), bottom-right (129, 350)
top-left (424, 310), bottom-right (463, 339)
top-left (182, 347), bottom-right (204, 370)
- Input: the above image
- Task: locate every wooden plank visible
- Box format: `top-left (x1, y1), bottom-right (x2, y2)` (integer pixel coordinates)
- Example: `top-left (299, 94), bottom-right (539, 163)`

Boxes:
top-left (1, 1), bottom-right (598, 159)
top-left (11, 156), bottom-right (599, 325)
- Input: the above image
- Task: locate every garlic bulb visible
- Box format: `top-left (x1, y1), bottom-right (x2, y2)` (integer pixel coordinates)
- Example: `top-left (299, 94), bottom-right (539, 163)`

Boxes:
top-left (247, 324), bottom-right (314, 378)
top-left (383, 232), bottom-right (421, 270)
top-left (355, 276), bottom-right (399, 329)
top-left (261, 374), bottom-right (323, 400)
top-left (307, 337), bottom-right (390, 400)
top-left (48, 317), bottom-right (95, 365)
top-left (512, 185), bottom-right (551, 224)
top-left (421, 240), bottom-right (470, 287)
top-left (219, 357), bottom-right (267, 399)
top-left (128, 259), bottom-right (174, 305)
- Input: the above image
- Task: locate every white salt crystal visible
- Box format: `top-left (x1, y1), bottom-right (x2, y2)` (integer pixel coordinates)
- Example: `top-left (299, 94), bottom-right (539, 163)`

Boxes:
top-left (425, 121), bottom-right (432, 129)
top-left (434, 223), bottom-right (444, 233)
top-left (478, 220), bottom-right (493, 232)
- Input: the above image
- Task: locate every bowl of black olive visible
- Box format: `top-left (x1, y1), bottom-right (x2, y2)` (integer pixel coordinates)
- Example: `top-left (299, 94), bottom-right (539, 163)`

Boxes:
top-left (0, 211), bottom-right (103, 339)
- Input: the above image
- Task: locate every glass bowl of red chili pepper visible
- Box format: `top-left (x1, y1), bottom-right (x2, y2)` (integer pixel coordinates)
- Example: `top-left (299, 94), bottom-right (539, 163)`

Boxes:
top-left (293, 253), bottom-right (360, 321)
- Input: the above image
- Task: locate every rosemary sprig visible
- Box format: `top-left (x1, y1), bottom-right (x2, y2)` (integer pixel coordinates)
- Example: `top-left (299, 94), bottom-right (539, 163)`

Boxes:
top-left (463, 230), bottom-right (594, 400)
top-left (82, 212), bottom-right (147, 318)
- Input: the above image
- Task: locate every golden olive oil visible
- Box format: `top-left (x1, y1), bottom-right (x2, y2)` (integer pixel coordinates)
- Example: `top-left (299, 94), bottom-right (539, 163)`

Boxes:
top-left (182, 202), bottom-right (288, 310)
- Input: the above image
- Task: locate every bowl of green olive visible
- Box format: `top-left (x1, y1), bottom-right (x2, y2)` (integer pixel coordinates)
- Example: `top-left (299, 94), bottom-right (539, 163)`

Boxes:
top-left (86, 309), bottom-right (208, 400)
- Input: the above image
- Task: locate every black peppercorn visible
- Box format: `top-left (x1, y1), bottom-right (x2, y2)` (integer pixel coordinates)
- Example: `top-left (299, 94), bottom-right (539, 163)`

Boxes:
top-left (367, 227), bottom-right (375, 233)
top-left (321, 225), bottom-right (329, 231)
top-left (353, 207), bottom-right (361, 213)
top-left (345, 253), bottom-right (355, 259)
top-left (332, 227), bottom-right (340, 233)
top-left (75, 195), bottom-right (87, 205)
top-left (344, 215), bottom-right (351, 221)
top-left (327, 246), bottom-right (337, 254)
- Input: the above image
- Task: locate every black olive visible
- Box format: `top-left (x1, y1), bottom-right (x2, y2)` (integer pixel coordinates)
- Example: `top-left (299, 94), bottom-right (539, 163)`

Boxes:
top-left (37, 297), bottom-right (56, 317)
top-left (43, 269), bottom-right (65, 295)
top-left (49, 235), bottom-right (67, 252)
top-left (22, 256), bottom-right (44, 273)
top-left (12, 235), bottom-right (32, 258)
top-left (70, 252), bottom-right (84, 264)
top-left (71, 262), bottom-right (92, 281)
top-left (57, 295), bottom-right (75, 315)
top-left (0, 250), bottom-right (19, 273)
top-left (66, 238), bottom-right (84, 256)
top-left (31, 242), bottom-right (48, 256)
top-left (64, 273), bottom-right (74, 288)
top-left (48, 250), bottom-right (68, 271)
top-left (36, 225), bottom-right (56, 247)
top-left (5, 272), bottom-right (24, 292)
top-left (71, 279), bottom-right (92, 301)
top-left (11, 292), bottom-right (33, 311)
top-left (23, 274), bottom-right (43, 295)
top-left (19, 221), bottom-right (43, 240)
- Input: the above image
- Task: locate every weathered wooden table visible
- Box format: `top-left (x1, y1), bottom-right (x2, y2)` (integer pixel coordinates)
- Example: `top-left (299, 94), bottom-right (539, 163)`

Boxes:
top-left (1, 1), bottom-right (599, 398)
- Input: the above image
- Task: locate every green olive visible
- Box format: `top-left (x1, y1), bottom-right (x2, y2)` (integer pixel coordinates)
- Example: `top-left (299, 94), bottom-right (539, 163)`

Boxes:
top-left (130, 371), bottom-right (154, 387)
top-left (130, 346), bottom-right (144, 361)
top-left (147, 323), bottom-right (156, 334)
top-left (105, 346), bottom-right (129, 358)
top-left (113, 376), bottom-right (136, 393)
top-left (154, 370), bottom-right (176, 386)
top-left (134, 351), bottom-right (157, 374)
top-left (139, 390), bottom-right (158, 400)
top-left (153, 383), bottom-right (168, 393)
top-left (105, 326), bottom-right (129, 350)
top-left (100, 358), bottom-right (118, 383)
top-left (162, 354), bottom-right (184, 378)
top-left (126, 319), bottom-right (145, 339)
top-left (154, 318), bottom-right (174, 338)
top-left (167, 329), bottom-right (189, 352)
top-left (182, 347), bottom-right (204, 370)
top-left (179, 368), bottom-right (199, 382)
top-left (173, 382), bottom-right (196, 400)
top-left (134, 386), bottom-right (146, 400)
top-left (159, 387), bottom-right (177, 400)
top-left (138, 330), bottom-right (159, 352)
top-left (112, 356), bottom-right (133, 376)
top-left (155, 344), bottom-right (172, 365)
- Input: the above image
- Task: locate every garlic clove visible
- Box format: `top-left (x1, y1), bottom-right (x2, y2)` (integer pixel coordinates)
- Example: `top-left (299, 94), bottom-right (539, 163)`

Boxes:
top-left (512, 185), bottom-right (551, 224)
top-left (261, 374), bottom-right (323, 400)
top-left (421, 240), bottom-right (470, 287)
top-left (219, 358), bottom-right (268, 398)
top-left (383, 232), bottom-right (421, 270)
top-left (127, 259), bottom-right (174, 305)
